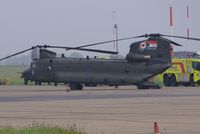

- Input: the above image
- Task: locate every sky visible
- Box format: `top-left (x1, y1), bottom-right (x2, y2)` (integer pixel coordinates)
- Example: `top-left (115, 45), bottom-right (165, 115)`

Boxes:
top-left (0, 0), bottom-right (200, 58)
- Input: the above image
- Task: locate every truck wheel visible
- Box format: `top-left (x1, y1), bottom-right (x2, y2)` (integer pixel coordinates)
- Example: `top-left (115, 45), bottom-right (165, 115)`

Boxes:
top-left (170, 75), bottom-right (178, 87)
top-left (189, 74), bottom-right (195, 86)
top-left (136, 83), bottom-right (149, 90)
top-left (163, 74), bottom-right (170, 87)
top-left (197, 81), bottom-right (200, 86)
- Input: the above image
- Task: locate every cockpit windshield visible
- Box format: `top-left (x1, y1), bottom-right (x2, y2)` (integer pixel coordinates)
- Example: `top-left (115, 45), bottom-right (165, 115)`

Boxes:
top-left (192, 61), bottom-right (200, 71)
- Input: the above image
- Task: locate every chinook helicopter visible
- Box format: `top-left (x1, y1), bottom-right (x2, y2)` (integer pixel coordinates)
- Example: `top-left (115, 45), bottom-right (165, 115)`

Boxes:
top-left (1, 33), bottom-right (200, 90)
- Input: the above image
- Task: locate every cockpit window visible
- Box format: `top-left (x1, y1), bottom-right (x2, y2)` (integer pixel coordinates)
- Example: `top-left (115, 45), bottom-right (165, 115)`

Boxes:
top-left (192, 61), bottom-right (200, 71)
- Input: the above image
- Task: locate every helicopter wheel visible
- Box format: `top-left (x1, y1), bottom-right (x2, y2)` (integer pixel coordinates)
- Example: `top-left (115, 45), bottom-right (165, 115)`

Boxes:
top-left (24, 79), bottom-right (28, 85)
top-left (78, 84), bottom-right (83, 90)
top-left (35, 81), bottom-right (38, 85)
top-left (38, 81), bottom-right (42, 86)
top-left (70, 83), bottom-right (83, 90)
top-left (136, 83), bottom-right (149, 90)
top-left (54, 82), bottom-right (58, 86)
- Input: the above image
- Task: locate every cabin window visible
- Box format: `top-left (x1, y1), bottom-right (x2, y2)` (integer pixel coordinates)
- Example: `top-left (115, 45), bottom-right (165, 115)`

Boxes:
top-left (192, 62), bottom-right (200, 71)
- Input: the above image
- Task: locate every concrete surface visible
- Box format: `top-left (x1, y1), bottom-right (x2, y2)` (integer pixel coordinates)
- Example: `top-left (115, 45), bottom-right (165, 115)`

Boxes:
top-left (0, 85), bottom-right (200, 134)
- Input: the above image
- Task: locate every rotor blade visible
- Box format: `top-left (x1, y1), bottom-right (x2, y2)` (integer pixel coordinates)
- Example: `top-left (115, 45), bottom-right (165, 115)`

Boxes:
top-left (0, 34), bottom-right (147, 61)
top-left (71, 48), bottom-right (118, 54)
top-left (169, 40), bottom-right (182, 46)
top-left (41, 35), bottom-right (147, 53)
top-left (65, 34), bottom-right (146, 50)
top-left (159, 37), bottom-right (182, 46)
top-left (45, 45), bottom-right (118, 54)
top-left (0, 47), bottom-right (34, 61)
top-left (160, 34), bottom-right (200, 41)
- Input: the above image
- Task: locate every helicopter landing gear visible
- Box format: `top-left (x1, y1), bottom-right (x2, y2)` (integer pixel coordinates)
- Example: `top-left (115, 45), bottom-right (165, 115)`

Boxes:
top-left (35, 81), bottom-right (42, 85)
top-left (24, 78), bottom-right (28, 85)
top-left (137, 82), bottom-right (161, 89)
top-left (54, 82), bottom-right (58, 87)
top-left (136, 83), bottom-right (149, 89)
top-left (38, 81), bottom-right (42, 85)
top-left (69, 83), bottom-right (83, 90)
top-left (114, 85), bottom-right (119, 88)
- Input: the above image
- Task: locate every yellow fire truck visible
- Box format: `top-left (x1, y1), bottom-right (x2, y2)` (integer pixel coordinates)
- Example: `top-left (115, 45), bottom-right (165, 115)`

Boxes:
top-left (156, 58), bottom-right (200, 86)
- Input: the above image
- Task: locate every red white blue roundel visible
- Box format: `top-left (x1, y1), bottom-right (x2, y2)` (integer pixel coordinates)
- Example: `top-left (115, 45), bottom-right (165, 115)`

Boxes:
top-left (139, 42), bottom-right (147, 50)
top-left (140, 40), bottom-right (158, 51)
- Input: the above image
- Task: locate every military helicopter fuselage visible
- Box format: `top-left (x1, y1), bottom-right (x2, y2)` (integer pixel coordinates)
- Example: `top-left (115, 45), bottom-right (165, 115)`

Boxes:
top-left (32, 57), bottom-right (168, 85)
top-left (3, 33), bottom-right (194, 90)
top-left (29, 37), bottom-right (172, 89)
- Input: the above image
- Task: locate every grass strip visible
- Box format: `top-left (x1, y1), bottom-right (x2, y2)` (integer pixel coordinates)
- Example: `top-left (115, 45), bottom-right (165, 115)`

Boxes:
top-left (0, 123), bottom-right (85, 134)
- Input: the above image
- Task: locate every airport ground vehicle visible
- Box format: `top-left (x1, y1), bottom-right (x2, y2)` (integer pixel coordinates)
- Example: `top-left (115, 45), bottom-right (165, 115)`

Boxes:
top-left (155, 58), bottom-right (200, 86)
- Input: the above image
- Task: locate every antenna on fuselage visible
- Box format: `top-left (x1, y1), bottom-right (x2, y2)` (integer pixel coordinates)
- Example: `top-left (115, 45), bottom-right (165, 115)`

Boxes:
top-left (114, 24), bottom-right (119, 53)
top-left (111, 10), bottom-right (119, 54)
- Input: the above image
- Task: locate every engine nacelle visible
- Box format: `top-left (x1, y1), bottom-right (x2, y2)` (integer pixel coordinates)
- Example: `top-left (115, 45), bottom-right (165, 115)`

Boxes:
top-left (126, 53), bottom-right (150, 62)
